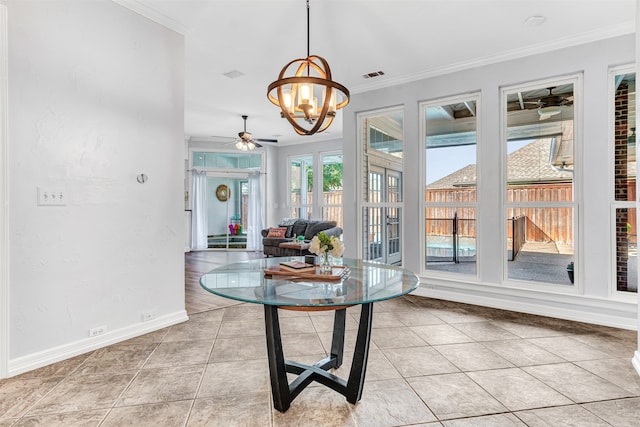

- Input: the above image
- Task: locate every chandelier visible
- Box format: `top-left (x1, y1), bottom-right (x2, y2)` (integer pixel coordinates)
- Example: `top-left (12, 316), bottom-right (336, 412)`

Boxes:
top-left (267, 0), bottom-right (349, 136)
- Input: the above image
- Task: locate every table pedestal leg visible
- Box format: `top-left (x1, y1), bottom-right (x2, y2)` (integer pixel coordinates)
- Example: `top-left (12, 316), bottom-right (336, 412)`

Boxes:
top-left (346, 302), bottom-right (373, 403)
top-left (264, 303), bottom-right (373, 412)
top-left (264, 305), bottom-right (290, 412)
top-left (330, 308), bottom-right (346, 367)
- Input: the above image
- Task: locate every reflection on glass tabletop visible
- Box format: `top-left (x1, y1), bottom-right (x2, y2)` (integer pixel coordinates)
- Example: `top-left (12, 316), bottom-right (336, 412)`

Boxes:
top-left (199, 257), bottom-right (419, 308)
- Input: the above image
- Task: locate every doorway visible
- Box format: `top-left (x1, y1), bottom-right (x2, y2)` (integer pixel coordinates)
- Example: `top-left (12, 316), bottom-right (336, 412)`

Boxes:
top-left (366, 166), bottom-right (403, 265)
top-left (206, 175), bottom-right (248, 249)
top-left (189, 150), bottom-right (263, 252)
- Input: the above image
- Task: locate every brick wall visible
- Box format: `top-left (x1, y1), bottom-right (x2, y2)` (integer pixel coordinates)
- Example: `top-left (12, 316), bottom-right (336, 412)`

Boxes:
top-left (614, 84), bottom-right (630, 291)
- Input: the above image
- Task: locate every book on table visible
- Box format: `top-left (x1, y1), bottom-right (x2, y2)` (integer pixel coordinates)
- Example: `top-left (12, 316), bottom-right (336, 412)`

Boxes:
top-left (279, 260), bottom-right (316, 273)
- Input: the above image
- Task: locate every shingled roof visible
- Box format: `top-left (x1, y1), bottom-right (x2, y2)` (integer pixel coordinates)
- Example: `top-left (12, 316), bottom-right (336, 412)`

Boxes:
top-left (427, 138), bottom-right (573, 189)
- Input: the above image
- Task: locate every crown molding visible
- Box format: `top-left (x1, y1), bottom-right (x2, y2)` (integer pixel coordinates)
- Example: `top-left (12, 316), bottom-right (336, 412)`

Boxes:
top-left (111, 0), bottom-right (189, 35)
top-left (351, 21), bottom-right (635, 95)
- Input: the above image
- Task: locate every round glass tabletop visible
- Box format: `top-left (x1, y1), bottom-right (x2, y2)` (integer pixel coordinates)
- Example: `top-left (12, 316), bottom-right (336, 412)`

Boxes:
top-left (199, 257), bottom-right (419, 308)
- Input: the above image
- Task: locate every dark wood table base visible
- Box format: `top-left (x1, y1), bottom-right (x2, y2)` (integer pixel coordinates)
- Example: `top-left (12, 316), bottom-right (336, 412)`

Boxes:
top-left (264, 303), bottom-right (374, 412)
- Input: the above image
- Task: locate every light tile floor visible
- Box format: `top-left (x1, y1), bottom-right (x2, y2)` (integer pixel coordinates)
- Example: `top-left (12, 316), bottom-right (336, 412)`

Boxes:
top-left (1, 255), bottom-right (640, 426)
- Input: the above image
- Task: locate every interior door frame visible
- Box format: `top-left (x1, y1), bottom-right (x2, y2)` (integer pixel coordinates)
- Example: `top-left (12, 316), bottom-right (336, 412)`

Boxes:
top-left (187, 148), bottom-right (265, 252)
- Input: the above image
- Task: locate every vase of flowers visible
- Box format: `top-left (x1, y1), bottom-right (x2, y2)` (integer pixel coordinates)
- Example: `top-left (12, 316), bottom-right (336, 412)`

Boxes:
top-left (309, 231), bottom-right (345, 273)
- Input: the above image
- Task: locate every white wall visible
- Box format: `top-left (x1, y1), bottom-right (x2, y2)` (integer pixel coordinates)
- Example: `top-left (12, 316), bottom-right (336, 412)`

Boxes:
top-left (344, 34), bottom-right (638, 329)
top-left (4, 0), bottom-right (186, 376)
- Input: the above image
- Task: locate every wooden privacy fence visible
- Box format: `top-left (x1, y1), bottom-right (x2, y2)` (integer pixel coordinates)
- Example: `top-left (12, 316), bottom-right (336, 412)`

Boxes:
top-left (290, 191), bottom-right (343, 227)
top-left (509, 215), bottom-right (526, 260)
top-left (288, 183), bottom-right (582, 245)
top-left (426, 183), bottom-right (575, 244)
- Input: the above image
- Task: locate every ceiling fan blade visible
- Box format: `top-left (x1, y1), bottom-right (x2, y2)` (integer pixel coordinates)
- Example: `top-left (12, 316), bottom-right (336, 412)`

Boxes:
top-left (211, 135), bottom-right (236, 141)
top-left (255, 138), bottom-right (278, 143)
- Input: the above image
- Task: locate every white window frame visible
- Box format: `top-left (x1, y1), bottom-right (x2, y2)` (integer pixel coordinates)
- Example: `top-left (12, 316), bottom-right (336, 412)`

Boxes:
top-left (419, 92), bottom-right (482, 279)
top-left (287, 153), bottom-right (314, 220)
top-left (320, 150), bottom-right (344, 228)
top-left (356, 106), bottom-right (405, 261)
top-left (500, 74), bottom-right (583, 294)
top-left (608, 63), bottom-right (637, 300)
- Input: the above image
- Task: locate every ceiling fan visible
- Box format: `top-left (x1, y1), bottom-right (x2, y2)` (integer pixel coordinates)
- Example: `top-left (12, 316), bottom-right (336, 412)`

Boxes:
top-left (231, 115), bottom-right (278, 151)
top-left (526, 87), bottom-right (574, 120)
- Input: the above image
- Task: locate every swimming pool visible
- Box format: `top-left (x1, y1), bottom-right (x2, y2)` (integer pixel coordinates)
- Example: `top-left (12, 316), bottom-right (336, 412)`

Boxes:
top-left (426, 237), bottom-right (477, 258)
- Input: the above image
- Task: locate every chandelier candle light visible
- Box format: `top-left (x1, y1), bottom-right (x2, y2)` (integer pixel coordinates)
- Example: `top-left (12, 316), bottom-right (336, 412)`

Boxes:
top-left (309, 231), bottom-right (345, 273)
top-left (267, 0), bottom-right (350, 136)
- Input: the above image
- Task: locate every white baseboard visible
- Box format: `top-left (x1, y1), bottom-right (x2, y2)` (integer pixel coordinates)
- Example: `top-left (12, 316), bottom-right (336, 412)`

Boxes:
top-left (633, 351), bottom-right (640, 376)
top-left (7, 310), bottom-right (188, 378)
top-left (412, 284), bottom-right (638, 330)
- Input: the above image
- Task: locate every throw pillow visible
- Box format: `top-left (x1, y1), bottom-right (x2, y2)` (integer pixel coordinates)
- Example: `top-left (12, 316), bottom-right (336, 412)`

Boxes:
top-left (279, 218), bottom-right (297, 226)
top-left (266, 227), bottom-right (288, 238)
top-left (278, 218), bottom-right (297, 238)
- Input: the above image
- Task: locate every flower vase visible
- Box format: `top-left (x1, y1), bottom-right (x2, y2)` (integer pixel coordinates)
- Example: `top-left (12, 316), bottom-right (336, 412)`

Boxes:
top-left (320, 252), bottom-right (332, 273)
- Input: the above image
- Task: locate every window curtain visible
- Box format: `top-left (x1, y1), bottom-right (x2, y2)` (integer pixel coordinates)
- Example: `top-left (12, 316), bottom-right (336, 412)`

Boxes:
top-left (247, 171), bottom-right (264, 251)
top-left (191, 169), bottom-right (208, 250)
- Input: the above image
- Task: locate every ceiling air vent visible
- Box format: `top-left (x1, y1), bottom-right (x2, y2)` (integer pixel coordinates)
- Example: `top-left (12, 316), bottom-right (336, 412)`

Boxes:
top-left (362, 71), bottom-right (385, 79)
top-left (223, 70), bottom-right (245, 79)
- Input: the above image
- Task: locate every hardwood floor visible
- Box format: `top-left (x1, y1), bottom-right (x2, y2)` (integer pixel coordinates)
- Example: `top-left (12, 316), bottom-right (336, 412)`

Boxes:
top-left (184, 250), bottom-right (264, 315)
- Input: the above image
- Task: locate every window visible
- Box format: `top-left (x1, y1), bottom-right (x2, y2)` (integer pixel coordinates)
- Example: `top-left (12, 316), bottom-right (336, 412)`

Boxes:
top-left (289, 155), bottom-right (313, 220)
top-left (192, 152), bottom-right (261, 169)
top-left (422, 94), bottom-right (479, 276)
top-left (359, 108), bottom-right (404, 264)
top-left (503, 77), bottom-right (578, 286)
top-left (610, 66), bottom-right (636, 294)
top-left (321, 152), bottom-right (343, 228)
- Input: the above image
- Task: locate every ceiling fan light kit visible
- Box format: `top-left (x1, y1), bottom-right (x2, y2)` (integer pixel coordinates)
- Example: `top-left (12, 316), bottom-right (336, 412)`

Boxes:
top-left (538, 105), bottom-right (562, 117)
top-left (267, 0), bottom-right (349, 136)
top-left (231, 115), bottom-right (278, 151)
top-left (236, 140), bottom-right (255, 151)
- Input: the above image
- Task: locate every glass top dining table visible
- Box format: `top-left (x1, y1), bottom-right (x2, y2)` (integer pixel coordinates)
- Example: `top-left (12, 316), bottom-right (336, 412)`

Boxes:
top-left (199, 256), bottom-right (419, 413)
top-left (199, 256), bottom-right (419, 309)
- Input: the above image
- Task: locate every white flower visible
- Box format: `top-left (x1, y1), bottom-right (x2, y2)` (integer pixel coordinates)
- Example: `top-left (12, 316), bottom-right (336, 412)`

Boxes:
top-left (309, 235), bottom-right (322, 256)
top-left (309, 232), bottom-right (345, 258)
top-left (329, 236), bottom-right (345, 257)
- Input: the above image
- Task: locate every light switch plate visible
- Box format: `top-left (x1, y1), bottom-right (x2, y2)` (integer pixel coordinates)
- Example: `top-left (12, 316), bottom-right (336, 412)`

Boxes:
top-left (37, 187), bottom-right (66, 206)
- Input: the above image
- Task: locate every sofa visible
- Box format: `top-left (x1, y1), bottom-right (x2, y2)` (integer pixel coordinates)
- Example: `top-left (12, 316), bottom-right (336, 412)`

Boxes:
top-left (262, 219), bottom-right (343, 257)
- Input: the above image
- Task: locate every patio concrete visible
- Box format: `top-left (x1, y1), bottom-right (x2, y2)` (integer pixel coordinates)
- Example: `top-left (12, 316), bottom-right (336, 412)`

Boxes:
top-left (427, 243), bottom-right (638, 292)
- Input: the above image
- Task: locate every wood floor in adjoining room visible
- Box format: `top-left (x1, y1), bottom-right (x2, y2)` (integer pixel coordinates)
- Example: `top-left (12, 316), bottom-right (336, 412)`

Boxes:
top-left (184, 250), bottom-right (264, 315)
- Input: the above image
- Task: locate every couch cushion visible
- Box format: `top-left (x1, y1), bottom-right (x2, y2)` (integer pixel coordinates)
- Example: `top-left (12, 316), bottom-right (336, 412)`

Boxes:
top-left (266, 227), bottom-right (288, 238)
top-left (291, 220), bottom-right (309, 238)
top-left (304, 221), bottom-right (337, 240)
top-left (263, 237), bottom-right (290, 247)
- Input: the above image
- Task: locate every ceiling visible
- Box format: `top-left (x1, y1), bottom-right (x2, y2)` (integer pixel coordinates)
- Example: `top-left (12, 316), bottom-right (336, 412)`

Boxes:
top-left (120, 0), bottom-right (635, 146)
